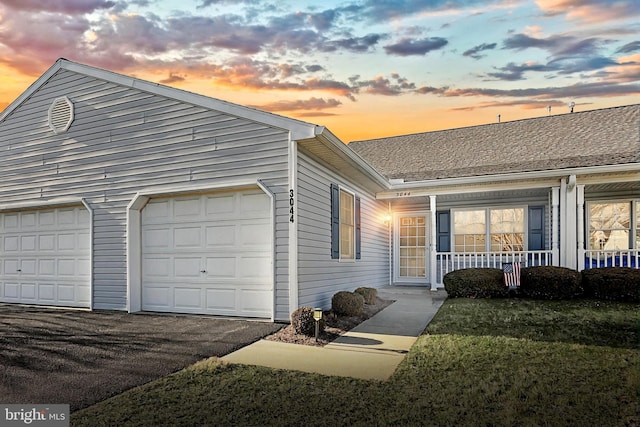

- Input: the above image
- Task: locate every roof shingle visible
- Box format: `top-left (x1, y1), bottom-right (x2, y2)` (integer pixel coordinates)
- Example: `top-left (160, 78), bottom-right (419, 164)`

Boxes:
top-left (348, 104), bottom-right (640, 181)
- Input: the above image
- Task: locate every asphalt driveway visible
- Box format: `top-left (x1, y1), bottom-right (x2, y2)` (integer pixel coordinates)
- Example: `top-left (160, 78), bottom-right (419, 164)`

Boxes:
top-left (0, 305), bottom-right (281, 411)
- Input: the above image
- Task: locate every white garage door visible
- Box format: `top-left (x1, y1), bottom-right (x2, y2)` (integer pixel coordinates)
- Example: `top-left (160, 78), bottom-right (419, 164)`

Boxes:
top-left (141, 190), bottom-right (273, 317)
top-left (0, 206), bottom-right (91, 308)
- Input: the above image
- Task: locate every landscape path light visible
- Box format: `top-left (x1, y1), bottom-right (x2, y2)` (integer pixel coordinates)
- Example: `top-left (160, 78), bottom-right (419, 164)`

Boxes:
top-left (313, 308), bottom-right (323, 342)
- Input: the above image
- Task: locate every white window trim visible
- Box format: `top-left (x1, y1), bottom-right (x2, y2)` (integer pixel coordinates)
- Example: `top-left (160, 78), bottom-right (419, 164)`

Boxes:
top-left (586, 199), bottom-right (637, 250)
top-left (338, 186), bottom-right (356, 262)
top-left (451, 206), bottom-right (529, 252)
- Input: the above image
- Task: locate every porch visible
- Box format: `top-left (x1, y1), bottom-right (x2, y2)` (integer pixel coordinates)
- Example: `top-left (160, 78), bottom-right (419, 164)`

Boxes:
top-left (379, 175), bottom-right (640, 289)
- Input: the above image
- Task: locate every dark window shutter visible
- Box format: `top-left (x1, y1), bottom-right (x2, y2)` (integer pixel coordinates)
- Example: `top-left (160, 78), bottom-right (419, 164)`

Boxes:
top-left (355, 197), bottom-right (361, 260)
top-left (436, 210), bottom-right (451, 252)
top-left (528, 206), bottom-right (544, 250)
top-left (330, 184), bottom-right (340, 259)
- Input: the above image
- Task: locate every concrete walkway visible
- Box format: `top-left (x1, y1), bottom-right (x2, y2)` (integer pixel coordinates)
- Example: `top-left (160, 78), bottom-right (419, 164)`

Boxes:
top-left (221, 287), bottom-right (447, 381)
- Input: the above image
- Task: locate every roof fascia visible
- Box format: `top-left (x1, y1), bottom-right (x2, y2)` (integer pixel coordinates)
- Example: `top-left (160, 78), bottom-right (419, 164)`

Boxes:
top-left (312, 126), bottom-right (391, 190)
top-left (378, 162), bottom-right (640, 199)
top-left (2, 59), bottom-right (318, 140)
top-left (395, 162), bottom-right (640, 189)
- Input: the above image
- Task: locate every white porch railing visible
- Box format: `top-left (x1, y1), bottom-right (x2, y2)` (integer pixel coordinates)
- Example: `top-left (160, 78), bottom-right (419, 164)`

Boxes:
top-left (436, 250), bottom-right (553, 286)
top-left (583, 249), bottom-right (639, 269)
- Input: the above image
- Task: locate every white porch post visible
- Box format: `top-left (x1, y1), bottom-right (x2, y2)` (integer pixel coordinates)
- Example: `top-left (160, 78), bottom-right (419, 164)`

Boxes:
top-left (577, 185), bottom-right (585, 271)
top-left (552, 187), bottom-right (560, 266)
top-left (429, 195), bottom-right (437, 290)
top-left (559, 179), bottom-right (567, 267)
top-left (564, 175), bottom-right (578, 269)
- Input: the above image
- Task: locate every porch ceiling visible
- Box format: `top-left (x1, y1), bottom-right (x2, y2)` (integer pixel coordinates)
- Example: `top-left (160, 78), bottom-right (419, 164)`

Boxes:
top-left (585, 181), bottom-right (640, 198)
top-left (390, 187), bottom-right (551, 207)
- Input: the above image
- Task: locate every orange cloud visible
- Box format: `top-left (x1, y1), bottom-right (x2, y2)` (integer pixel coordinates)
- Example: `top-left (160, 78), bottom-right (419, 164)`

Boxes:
top-left (535, 0), bottom-right (640, 23)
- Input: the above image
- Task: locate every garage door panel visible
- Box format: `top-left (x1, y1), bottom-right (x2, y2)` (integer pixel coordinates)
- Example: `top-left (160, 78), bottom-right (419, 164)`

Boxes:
top-left (206, 257), bottom-right (236, 277)
top-left (5, 236), bottom-right (19, 252)
top-left (240, 223), bottom-right (270, 246)
top-left (144, 228), bottom-right (172, 248)
top-left (21, 235), bottom-right (37, 251)
top-left (174, 258), bottom-right (202, 278)
top-left (240, 193), bottom-right (270, 213)
top-left (39, 259), bottom-right (56, 275)
top-left (21, 213), bottom-right (36, 228)
top-left (175, 198), bottom-right (201, 217)
top-left (240, 289), bottom-right (272, 313)
top-left (143, 286), bottom-right (171, 308)
top-left (239, 256), bottom-right (271, 278)
top-left (174, 288), bottom-right (203, 309)
top-left (38, 211), bottom-right (55, 227)
top-left (205, 288), bottom-right (236, 311)
top-left (143, 200), bottom-right (170, 221)
top-left (0, 206), bottom-right (90, 308)
top-left (144, 257), bottom-right (171, 277)
top-left (58, 259), bottom-right (77, 276)
top-left (142, 190), bottom-right (272, 318)
top-left (206, 225), bottom-right (235, 246)
top-left (20, 283), bottom-right (36, 299)
top-left (58, 209), bottom-right (77, 225)
top-left (58, 233), bottom-right (77, 251)
top-left (4, 260), bottom-right (19, 274)
top-left (38, 284), bottom-right (55, 302)
top-left (39, 235), bottom-right (56, 250)
top-left (3, 214), bottom-right (18, 229)
top-left (205, 195), bottom-right (234, 214)
top-left (174, 227), bottom-right (202, 248)
top-left (20, 260), bottom-right (37, 275)
top-left (78, 233), bottom-right (91, 250)
top-left (3, 283), bottom-right (19, 299)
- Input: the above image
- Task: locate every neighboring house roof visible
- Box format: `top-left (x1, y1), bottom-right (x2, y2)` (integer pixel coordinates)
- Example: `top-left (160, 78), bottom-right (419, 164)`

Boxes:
top-left (348, 104), bottom-right (640, 181)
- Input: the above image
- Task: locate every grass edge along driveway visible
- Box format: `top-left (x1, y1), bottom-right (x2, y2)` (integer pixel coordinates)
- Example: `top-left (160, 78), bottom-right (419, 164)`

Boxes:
top-left (72, 299), bottom-right (640, 426)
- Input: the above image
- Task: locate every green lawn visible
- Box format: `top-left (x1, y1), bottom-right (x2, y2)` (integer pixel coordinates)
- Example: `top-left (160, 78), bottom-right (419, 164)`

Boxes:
top-left (72, 299), bottom-right (639, 426)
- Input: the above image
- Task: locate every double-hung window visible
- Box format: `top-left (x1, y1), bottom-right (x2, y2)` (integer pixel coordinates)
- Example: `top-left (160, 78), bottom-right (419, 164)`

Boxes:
top-left (330, 184), bottom-right (361, 260)
top-left (453, 207), bottom-right (525, 252)
top-left (588, 201), bottom-right (636, 250)
top-left (340, 190), bottom-right (355, 258)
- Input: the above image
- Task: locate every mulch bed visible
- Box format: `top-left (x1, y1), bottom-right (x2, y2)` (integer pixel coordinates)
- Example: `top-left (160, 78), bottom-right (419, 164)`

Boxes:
top-left (264, 297), bottom-right (394, 347)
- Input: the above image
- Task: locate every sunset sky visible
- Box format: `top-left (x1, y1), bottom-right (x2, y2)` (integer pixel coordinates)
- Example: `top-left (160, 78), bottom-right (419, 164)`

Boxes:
top-left (0, 0), bottom-right (639, 142)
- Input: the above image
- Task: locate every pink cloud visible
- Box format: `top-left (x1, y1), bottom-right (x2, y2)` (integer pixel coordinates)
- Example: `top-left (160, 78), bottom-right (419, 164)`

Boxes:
top-left (535, 0), bottom-right (640, 22)
top-left (0, 0), bottom-right (115, 14)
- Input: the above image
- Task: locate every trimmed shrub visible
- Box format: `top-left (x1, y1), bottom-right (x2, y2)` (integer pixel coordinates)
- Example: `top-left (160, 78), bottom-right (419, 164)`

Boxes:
top-left (291, 306), bottom-right (325, 336)
top-left (520, 266), bottom-right (582, 300)
top-left (354, 287), bottom-right (378, 305)
top-left (332, 291), bottom-right (365, 317)
top-left (443, 268), bottom-right (507, 298)
top-left (582, 267), bottom-right (640, 302)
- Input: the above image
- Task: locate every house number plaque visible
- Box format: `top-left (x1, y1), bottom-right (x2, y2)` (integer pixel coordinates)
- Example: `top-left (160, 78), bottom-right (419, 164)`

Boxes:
top-left (289, 189), bottom-right (295, 223)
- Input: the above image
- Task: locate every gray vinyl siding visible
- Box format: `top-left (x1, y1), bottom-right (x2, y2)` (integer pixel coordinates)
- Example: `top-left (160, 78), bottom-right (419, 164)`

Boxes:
top-left (296, 152), bottom-right (390, 310)
top-left (0, 69), bottom-right (291, 313)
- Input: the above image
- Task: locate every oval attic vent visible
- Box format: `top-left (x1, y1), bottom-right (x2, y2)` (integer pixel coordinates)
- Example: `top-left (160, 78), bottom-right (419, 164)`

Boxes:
top-left (48, 96), bottom-right (74, 134)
